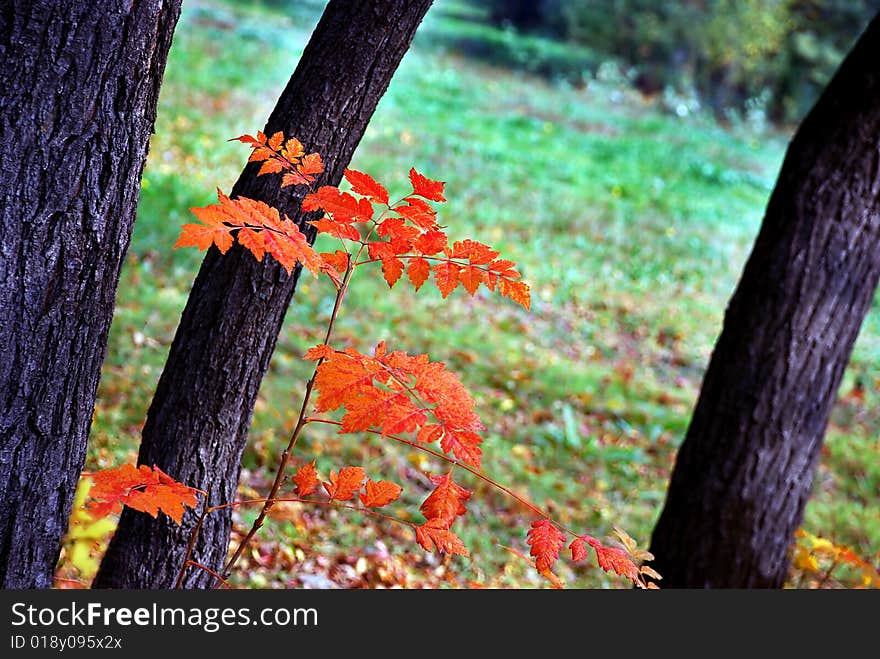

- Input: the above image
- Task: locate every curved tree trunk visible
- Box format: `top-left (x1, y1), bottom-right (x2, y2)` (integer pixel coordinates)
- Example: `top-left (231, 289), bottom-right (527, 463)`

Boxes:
top-left (0, 1), bottom-right (180, 588)
top-left (94, 0), bottom-right (434, 589)
top-left (649, 13), bottom-right (880, 588)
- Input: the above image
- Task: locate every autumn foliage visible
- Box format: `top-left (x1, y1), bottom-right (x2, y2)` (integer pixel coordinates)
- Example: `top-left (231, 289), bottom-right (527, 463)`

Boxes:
top-left (82, 130), bottom-right (659, 589)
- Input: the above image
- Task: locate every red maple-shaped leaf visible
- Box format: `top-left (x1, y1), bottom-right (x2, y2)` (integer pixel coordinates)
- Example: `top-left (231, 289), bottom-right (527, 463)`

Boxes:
top-left (323, 466), bottom-right (366, 501)
top-left (526, 519), bottom-right (567, 573)
top-left (409, 168), bottom-right (446, 202)
top-left (415, 518), bottom-right (469, 556)
top-left (292, 460), bottom-right (320, 497)
top-left (359, 479), bottom-right (403, 508)
top-left (419, 472), bottom-right (471, 528)
top-left (345, 168), bottom-right (389, 205)
top-left (87, 464), bottom-right (199, 524)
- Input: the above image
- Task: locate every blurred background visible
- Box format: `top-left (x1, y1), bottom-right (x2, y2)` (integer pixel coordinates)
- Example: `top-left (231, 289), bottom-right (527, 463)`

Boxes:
top-left (60, 0), bottom-right (880, 588)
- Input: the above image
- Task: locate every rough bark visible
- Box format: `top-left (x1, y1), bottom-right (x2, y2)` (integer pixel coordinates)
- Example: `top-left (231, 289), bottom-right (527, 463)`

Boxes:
top-left (94, 0), bottom-right (434, 589)
top-left (0, 1), bottom-right (181, 588)
top-left (649, 13), bottom-right (880, 588)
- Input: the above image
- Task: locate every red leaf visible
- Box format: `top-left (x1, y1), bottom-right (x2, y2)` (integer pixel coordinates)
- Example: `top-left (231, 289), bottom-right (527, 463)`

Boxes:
top-left (340, 389), bottom-right (427, 435)
top-left (452, 239), bottom-right (499, 264)
top-left (498, 279), bottom-right (531, 311)
top-left (304, 344), bottom-right (335, 361)
top-left (320, 250), bottom-right (349, 274)
top-left (415, 229), bottom-right (448, 255)
top-left (409, 168), bottom-right (446, 202)
top-left (420, 472), bottom-right (471, 527)
top-left (87, 464), bottom-right (200, 525)
top-left (526, 520), bottom-right (566, 573)
top-left (258, 158), bottom-right (285, 176)
top-left (302, 186), bottom-right (373, 222)
top-left (415, 518), bottom-right (469, 556)
top-left (309, 217), bottom-right (361, 241)
top-left (593, 544), bottom-right (641, 582)
top-left (439, 429), bottom-right (483, 469)
top-left (297, 152), bottom-right (324, 176)
top-left (459, 265), bottom-right (485, 296)
top-left (406, 257), bottom-right (431, 291)
top-left (395, 198), bottom-right (437, 229)
top-left (381, 257), bottom-right (405, 288)
top-left (323, 466), bottom-right (366, 501)
top-left (570, 537), bottom-right (591, 562)
top-left (433, 261), bottom-right (460, 297)
top-left (359, 479), bottom-right (403, 507)
top-left (417, 423), bottom-right (443, 445)
top-left (292, 460), bottom-right (319, 497)
top-left (345, 169), bottom-right (389, 204)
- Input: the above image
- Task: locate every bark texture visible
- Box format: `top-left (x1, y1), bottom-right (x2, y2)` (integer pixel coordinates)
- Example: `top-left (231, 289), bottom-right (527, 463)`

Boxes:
top-left (649, 13), bottom-right (880, 588)
top-left (94, 0), bottom-right (434, 589)
top-left (0, 0), bottom-right (181, 588)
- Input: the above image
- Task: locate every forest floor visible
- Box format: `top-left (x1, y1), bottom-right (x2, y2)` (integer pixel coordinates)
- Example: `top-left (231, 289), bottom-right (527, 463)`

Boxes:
top-left (57, 0), bottom-right (880, 589)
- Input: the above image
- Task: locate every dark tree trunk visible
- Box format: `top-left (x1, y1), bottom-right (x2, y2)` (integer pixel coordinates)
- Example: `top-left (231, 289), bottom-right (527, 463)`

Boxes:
top-left (0, 1), bottom-right (180, 588)
top-left (94, 0), bottom-right (434, 589)
top-left (649, 14), bottom-right (880, 588)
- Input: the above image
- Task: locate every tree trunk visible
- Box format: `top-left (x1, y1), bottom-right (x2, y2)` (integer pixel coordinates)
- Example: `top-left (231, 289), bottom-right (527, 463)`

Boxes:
top-left (0, 1), bottom-right (180, 588)
top-left (94, 0), bottom-right (434, 589)
top-left (649, 13), bottom-right (880, 588)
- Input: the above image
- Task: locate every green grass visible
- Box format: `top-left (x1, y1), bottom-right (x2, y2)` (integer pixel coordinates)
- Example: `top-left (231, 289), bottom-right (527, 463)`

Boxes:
top-left (79, 0), bottom-right (879, 589)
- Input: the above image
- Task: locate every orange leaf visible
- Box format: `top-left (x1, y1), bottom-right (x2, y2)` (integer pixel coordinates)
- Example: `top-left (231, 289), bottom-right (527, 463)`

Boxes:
top-left (281, 136), bottom-right (304, 160)
top-left (395, 198), bottom-right (437, 229)
top-left (459, 265), bottom-right (485, 296)
top-left (433, 261), bottom-right (460, 297)
top-left (304, 344), bottom-right (335, 361)
top-left (298, 152), bottom-right (324, 176)
top-left (420, 472), bottom-right (471, 527)
top-left (340, 389), bottom-right (427, 435)
top-left (320, 250), bottom-right (349, 273)
top-left (267, 131), bottom-right (284, 151)
top-left (406, 257), bottom-right (431, 291)
top-left (236, 227), bottom-right (266, 261)
top-left (377, 217), bottom-right (420, 242)
top-left (415, 519), bottom-right (468, 556)
top-left (258, 158), bottom-right (285, 176)
top-left (345, 169), bottom-right (389, 205)
top-left (499, 279), bottom-right (531, 311)
top-left (439, 429), bottom-right (483, 469)
top-left (381, 257), bottom-right (405, 288)
top-left (452, 239), bottom-right (499, 265)
top-left (302, 186), bottom-right (373, 222)
top-left (526, 520), bottom-right (566, 573)
top-left (323, 466), bottom-right (366, 501)
top-left (292, 460), bottom-right (319, 497)
top-left (415, 229), bottom-right (448, 255)
top-left (570, 536), bottom-right (591, 562)
top-left (87, 464), bottom-right (199, 525)
top-left (309, 217), bottom-right (361, 241)
top-left (417, 423), bottom-right (443, 444)
top-left (593, 544), bottom-right (641, 582)
top-left (409, 168), bottom-right (446, 202)
top-left (359, 479), bottom-right (403, 507)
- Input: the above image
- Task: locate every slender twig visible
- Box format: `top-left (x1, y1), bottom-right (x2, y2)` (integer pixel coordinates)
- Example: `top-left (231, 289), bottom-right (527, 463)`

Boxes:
top-left (307, 417), bottom-right (579, 537)
top-left (185, 561), bottom-right (233, 589)
top-left (220, 256), bottom-right (359, 580)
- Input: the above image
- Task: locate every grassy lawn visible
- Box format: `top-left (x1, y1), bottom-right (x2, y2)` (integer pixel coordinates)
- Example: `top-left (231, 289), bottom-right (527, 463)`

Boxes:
top-left (66, 0), bottom-right (879, 589)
